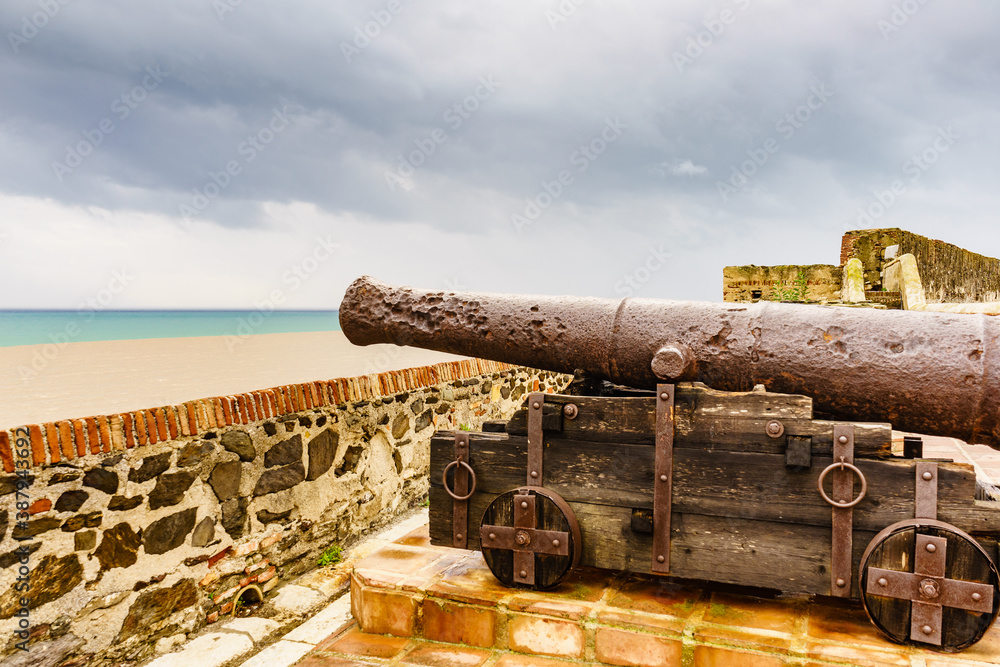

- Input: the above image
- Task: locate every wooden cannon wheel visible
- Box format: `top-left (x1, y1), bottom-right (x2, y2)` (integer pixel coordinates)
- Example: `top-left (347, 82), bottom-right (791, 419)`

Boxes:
top-left (480, 487), bottom-right (582, 590)
top-left (859, 518), bottom-right (1000, 652)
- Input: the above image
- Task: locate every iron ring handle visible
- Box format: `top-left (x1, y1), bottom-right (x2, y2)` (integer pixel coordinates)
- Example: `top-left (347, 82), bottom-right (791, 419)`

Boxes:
top-left (817, 458), bottom-right (867, 508)
top-left (442, 460), bottom-right (477, 501)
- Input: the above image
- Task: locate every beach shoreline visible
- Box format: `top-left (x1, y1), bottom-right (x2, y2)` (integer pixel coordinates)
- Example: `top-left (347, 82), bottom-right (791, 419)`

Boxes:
top-left (0, 331), bottom-right (468, 430)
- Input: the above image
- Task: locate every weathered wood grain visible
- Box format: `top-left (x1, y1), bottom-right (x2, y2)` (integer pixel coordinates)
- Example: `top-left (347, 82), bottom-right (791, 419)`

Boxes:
top-left (432, 432), bottom-right (1000, 536)
top-left (505, 385), bottom-right (891, 456)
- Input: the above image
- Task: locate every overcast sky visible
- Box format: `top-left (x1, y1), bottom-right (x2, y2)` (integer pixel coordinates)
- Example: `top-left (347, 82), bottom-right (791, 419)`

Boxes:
top-left (1, 0), bottom-right (998, 309)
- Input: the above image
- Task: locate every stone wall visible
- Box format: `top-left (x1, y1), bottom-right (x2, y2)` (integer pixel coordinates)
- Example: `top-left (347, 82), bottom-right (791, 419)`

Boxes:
top-left (841, 228), bottom-right (1000, 303)
top-left (722, 264), bottom-right (841, 302)
top-left (0, 360), bottom-right (570, 666)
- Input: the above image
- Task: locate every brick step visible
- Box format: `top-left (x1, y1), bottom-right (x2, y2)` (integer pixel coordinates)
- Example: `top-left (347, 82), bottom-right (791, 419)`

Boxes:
top-left (341, 525), bottom-right (1000, 667)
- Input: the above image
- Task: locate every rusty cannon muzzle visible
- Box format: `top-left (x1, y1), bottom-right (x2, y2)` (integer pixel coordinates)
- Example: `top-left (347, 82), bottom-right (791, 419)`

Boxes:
top-left (339, 275), bottom-right (1000, 449)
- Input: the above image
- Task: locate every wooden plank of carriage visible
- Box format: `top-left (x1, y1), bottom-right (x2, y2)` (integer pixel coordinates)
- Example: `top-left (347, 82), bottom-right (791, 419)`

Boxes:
top-left (504, 383), bottom-right (894, 458)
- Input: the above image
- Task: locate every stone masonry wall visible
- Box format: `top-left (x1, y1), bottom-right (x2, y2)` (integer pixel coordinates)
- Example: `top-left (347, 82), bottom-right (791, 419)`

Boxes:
top-left (722, 264), bottom-right (842, 302)
top-left (841, 228), bottom-right (1000, 303)
top-left (0, 360), bottom-right (570, 666)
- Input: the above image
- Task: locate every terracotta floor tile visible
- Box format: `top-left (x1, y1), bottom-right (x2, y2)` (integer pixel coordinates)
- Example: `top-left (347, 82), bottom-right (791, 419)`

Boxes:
top-left (400, 642), bottom-right (492, 667)
top-left (805, 598), bottom-right (900, 647)
top-left (494, 654), bottom-right (587, 667)
top-left (702, 592), bottom-right (801, 635)
top-left (594, 627), bottom-right (683, 667)
top-left (594, 609), bottom-right (685, 637)
top-left (296, 655), bottom-right (378, 667)
top-left (692, 645), bottom-right (786, 667)
top-left (395, 525), bottom-right (433, 548)
top-left (803, 640), bottom-right (911, 667)
top-left (606, 574), bottom-right (706, 619)
top-left (426, 553), bottom-right (513, 605)
top-left (692, 625), bottom-right (791, 654)
top-left (322, 628), bottom-right (410, 659)
top-left (421, 598), bottom-right (496, 648)
top-left (352, 585), bottom-right (419, 637)
top-left (356, 545), bottom-right (445, 576)
top-left (506, 598), bottom-right (594, 621)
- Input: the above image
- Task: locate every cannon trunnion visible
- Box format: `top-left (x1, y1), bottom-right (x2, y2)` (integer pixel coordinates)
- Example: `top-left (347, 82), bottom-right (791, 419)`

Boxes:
top-left (429, 383), bottom-right (1000, 652)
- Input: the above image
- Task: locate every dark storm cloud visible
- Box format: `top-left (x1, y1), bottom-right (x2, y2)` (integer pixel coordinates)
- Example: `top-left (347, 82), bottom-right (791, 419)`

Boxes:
top-left (1, 0), bottom-right (999, 303)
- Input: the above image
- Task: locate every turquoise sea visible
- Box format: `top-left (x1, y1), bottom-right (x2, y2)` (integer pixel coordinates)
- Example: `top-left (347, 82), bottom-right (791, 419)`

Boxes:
top-left (0, 310), bottom-right (341, 347)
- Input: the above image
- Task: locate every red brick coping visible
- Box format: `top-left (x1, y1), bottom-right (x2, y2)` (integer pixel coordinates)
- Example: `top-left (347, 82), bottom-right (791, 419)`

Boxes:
top-left (0, 359), bottom-right (516, 471)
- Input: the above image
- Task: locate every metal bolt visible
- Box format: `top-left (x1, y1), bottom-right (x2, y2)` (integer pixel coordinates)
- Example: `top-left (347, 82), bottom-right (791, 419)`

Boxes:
top-left (489, 533), bottom-right (496, 540)
top-left (660, 392), bottom-right (669, 401)
top-left (657, 555), bottom-right (665, 563)
top-left (520, 501), bottom-right (528, 509)
top-left (836, 578), bottom-right (846, 588)
top-left (552, 539), bottom-right (560, 547)
top-left (920, 579), bottom-right (939, 599)
top-left (532, 402), bottom-right (541, 409)
top-left (563, 403), bottom-right (578, 419)
top-left (838, 435), bottom-right (848, 444)
top-left (530, 471), bottom-right (538, 478)
top-left (973, 592), bottom-right (982, 602)
top-left (878, 578), bottom-right (888, 587)
top-left (660, 474), bottom-right (668, 482)
top-left (765, 420), bottom-right (784, 438)
top-left (519, 570), bottom-right (527, 578)
top-left (922, 625), bottom-right (933, 635)
top-left (922, 471), bottom-right (933, 480)
top-left (926, 543), bottom-right (936, 553)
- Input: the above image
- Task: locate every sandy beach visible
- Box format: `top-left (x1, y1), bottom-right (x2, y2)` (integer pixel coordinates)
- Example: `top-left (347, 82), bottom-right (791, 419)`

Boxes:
top-left (0, 331), bottom-right (467, 430)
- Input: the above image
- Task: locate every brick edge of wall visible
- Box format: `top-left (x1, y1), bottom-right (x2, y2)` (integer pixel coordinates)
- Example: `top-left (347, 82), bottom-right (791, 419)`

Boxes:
top-left (0, 358), bottom-right (516, 472)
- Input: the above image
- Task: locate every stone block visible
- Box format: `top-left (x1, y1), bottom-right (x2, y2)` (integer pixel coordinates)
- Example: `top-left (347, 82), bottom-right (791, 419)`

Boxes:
top-left (0, 554), bottom-right (83, 619)
top-left (306, 428), bottom-right (338, 481)
top-left (265, 434), bottom-right (302, 468)
top-left (108, 494), bottom-right (143, 511)
top-left (143, 508), bottom-right (198, 555)
top-left (253, 462), bottom-right (305, 496)
top-left (94, 522), bottom-right (142, 570)
top-left (149, 470), bottom-right (197, 510)
top-left (54, 490), bottom-right (88, 513)
top-left (221, 430), bottom-right (256, 462)
top-left (210, 460), bottom-right (242, 502)
top-left (82, 468), bottom-right (119, 495)
top-left (129, 452), bottom-right (171, 483)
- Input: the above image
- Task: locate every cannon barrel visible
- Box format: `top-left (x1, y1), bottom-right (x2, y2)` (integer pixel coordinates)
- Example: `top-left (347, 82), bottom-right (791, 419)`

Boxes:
top-left (339, 275), bottom-right (1000, 449)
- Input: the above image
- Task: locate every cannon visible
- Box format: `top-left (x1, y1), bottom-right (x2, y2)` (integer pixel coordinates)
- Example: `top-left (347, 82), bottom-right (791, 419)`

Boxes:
top-left (339, 276), bottom-right (1000, 652)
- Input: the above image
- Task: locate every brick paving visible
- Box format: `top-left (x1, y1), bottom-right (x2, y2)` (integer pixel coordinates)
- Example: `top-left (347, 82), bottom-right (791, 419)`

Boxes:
top-left (278, 524), bottom-right (1000, 667)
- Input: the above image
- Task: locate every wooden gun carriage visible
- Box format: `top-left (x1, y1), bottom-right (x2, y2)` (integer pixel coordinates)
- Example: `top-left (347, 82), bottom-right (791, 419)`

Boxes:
top-left (340, 276), bottom-right (1000, 651)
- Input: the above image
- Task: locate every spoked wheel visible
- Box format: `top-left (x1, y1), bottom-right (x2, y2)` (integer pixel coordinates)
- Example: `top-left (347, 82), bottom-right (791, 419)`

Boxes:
top-left (479, 487), bottom-right (581, 590)
top-left (859, 518), bottom-right (999, 652)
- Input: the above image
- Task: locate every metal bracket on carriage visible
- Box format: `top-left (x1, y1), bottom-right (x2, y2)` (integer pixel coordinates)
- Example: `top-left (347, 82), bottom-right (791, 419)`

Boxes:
top-left (819, 424), bottom-right (867, 597)
top-left (651, 384), bottom-right (674, 574)
top-left (442, 431), bottom-right (475, 548)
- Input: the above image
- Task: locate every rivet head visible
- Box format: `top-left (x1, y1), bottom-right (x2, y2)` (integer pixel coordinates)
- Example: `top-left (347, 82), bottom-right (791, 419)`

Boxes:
top-left (552, 539), bottom-right (560, 547)
top-left (926, 543), bottom-right (937, 553)
top-left (657, 555), bottom-right (665, 563)
top-left (838, 435), bottom-right (848, 444)
top-left (878, 577), bottom-right (888, 587)
top-left (520, 501), bottom-right (528, 509)
top-left (532, 402), bottom-right (541, 409)
top-left (922, 625), bottom-right (933, 635)
top-left (530, 470), bottom-right (538, 478)
top-left (660, 392), bottom-right (669, 401)
top-left (922, 471), bottom-right (933, 480)
top-left (836, 578), bottom-right (846, 588)
top-left (973, 592), bottom-right (982, 602)
top-left (660, 474), bottom-right (668, 482)
top-left (456, 533), bottom-right (463, 540)
top-left (489, 533), bottom-right (496, 540)
top-left (563, 403), bottom-right (578, 419)
top-left (519, 570), bottom-right (527, 578)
